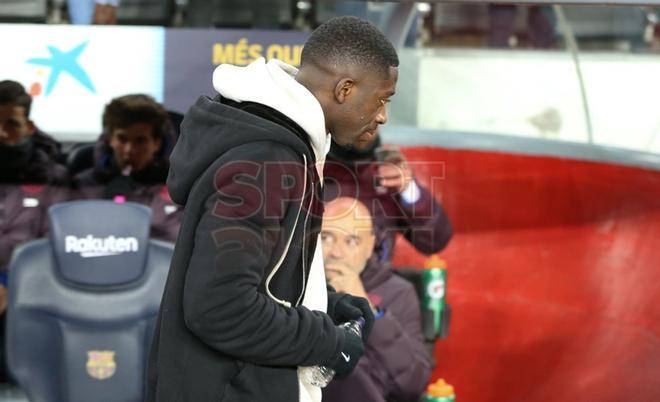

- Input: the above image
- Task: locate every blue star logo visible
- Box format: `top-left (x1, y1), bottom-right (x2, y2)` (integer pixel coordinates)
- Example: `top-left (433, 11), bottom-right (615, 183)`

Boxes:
top-left (27, 42), bottom-right (96, 96)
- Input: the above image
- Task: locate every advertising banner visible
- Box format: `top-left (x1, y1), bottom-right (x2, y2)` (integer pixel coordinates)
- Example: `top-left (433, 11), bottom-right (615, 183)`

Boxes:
top-left (0, 24), bottom-right (165, 142)
top-left (163, 29), bottom-right (308, 113)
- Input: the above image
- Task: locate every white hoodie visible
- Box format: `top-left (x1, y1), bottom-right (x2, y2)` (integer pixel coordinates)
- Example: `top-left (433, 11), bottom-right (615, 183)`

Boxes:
top-left (213, 58), bottom-right (331, 402)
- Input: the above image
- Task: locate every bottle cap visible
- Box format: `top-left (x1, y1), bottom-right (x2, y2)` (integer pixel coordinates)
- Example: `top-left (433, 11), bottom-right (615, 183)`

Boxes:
top-left (424, 255), bottom-right (447, 269)
top-left (426, 378), bottom-right (455, 397)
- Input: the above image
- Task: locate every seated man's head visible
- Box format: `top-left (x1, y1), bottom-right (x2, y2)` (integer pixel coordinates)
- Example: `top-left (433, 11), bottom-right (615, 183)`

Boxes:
top-left (321, 197), bottom-right (376, 289)
top-left (0, 80), bottom-right (35, 147)
top-left (103, 94), bottom-right (169, 173)
top-left (297, 16), bottom-right (399, 150)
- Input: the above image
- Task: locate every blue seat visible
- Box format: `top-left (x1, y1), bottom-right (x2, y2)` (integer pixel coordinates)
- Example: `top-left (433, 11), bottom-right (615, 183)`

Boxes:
top-left (66, 143), bottom-right (95, 177)
top-left (6, 200), bottom-right (173, 402)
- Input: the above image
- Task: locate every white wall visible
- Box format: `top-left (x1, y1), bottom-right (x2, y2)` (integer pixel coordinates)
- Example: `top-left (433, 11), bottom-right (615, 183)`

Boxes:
top-left (406, 49), bottom-right (660, 154)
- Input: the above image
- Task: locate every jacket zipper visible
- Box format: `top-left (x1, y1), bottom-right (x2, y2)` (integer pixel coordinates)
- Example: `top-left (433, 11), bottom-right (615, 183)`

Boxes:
top-left (295, 163), bottom-right (315, 307)
top-left (264, 154), bottom-right (309, 308)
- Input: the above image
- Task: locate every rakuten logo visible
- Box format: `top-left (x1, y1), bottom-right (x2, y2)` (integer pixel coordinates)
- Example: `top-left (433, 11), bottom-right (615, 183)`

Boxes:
top-left (65, 235), bottom-right (139, 258)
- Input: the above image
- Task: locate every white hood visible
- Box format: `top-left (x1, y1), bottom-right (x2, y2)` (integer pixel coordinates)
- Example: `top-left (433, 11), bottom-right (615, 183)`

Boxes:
top-left (213, 58), bottom-right (331, 179)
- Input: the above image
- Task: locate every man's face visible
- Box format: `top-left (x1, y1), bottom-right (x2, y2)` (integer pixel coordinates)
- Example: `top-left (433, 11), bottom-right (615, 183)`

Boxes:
top-left (353, 128), bottom-right (380, 152)
top-left (109, 122), bottom-right (162, 172)
top-left (331, 66), bottom-right (398, 149)
top-left (321, 198), bottom-right (376, 278)
top-left (0, 104), bottom-right (34, 146)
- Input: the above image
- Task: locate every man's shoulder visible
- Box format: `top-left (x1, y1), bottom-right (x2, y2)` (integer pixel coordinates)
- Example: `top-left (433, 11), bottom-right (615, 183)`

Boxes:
top-left (32, 129), bottom-right (63, 159)
top-left (72, 167), bottom-right (97, 187)
top-left (372, 269), bottom-right (420, 307)
top-left (23, 148), bottom-right (68, 184)
top-left (386, 273), bottom-right (418, 294)
top-left (220, 140), bottom-right (304, 164)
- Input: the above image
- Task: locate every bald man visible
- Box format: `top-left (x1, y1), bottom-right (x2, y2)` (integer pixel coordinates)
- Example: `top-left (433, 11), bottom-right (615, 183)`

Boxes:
top-left (321, 197), bottom-right (431, 402)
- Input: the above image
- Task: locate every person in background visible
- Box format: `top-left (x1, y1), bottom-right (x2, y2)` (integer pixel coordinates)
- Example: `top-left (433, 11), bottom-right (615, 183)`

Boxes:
top-left (321, 196), bottom-right (431, 402)
top-left (324, 130), bottom-right (452, 263)
top-left (72, 94), bottom-right (182, 242)
top-left (0, 80), bottom-right (68, 382)
top-left (487, 4), bottom-right (556, 48)
top-left (0, 79), bottom-right (68, 275)
top-left (67, 0), bottom-right (119, 25)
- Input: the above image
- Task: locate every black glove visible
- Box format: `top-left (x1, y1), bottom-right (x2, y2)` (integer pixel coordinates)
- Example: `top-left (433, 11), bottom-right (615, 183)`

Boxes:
top-left (327, 325), bottom-right (364, 379)
top-left (327, 292), bottom-right (375, 342)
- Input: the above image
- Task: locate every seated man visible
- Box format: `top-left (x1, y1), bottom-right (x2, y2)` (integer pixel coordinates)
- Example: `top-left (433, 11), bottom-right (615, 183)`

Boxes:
top-left (0, 79), bottom-right (68, 381)
top-left (321, 197), bottom-right (431, 402)
top-left (72, 94), bottom-right (182, 242)
top-left (0, 79), bottom-right (68, 273)
top-left (324, 131), bottom-right (452, 263)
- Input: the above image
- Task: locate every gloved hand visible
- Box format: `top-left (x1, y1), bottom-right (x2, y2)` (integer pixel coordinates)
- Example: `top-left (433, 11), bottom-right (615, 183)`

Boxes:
top-left (327, 292), bottom-right (374, 342)
top-left (327, 325), bottom-right (364, 379)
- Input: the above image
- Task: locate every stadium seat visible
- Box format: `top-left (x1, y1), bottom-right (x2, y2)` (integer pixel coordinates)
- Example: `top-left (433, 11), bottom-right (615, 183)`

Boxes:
top-left (183, 0), bottom-right (291, 28)
top-left (6, 200), bottom-right (173, 402)
top-left (66, 143), bottom-right (95, 177)
top-left (559, 7), bottom-right (646, 41)
top-left (0, 0), bottom-right (47, 23)
top-left (0, 384), bottom-right (28, 402)
top-left (432, 2), bottom-right (490, 37)
top-left (117, 0), bottom-right (174, 26)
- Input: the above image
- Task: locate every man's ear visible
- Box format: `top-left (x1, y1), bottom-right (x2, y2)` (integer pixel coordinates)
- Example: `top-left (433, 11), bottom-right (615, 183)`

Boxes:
top-left (154, 136), bottom-right (163, 151)
top-left (26, 120), bottom-right (36, 136)
top-left (334, 78), bottom-right (355, 104)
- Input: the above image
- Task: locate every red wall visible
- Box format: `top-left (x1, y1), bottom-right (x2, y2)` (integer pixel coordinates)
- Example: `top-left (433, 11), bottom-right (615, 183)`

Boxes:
top-left (392, 147), bottom-right (660, 402)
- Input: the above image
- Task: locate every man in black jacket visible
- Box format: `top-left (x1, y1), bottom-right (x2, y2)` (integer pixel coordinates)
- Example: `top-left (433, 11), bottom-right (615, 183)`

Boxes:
top-left (0, 79), bottom-right (68, 382)
top-left (0, 79), bottom-right (68, 272)
top-left (146, 16), bottom-right (399, 402)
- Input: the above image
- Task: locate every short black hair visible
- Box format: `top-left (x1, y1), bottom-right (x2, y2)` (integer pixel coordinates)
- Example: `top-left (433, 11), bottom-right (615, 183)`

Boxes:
top-left (102, 94), bottom-right (169, 140)
top-left (0, 80), bottom-right (32, 117)
top-left (301, 16), bottom-right (399, 77)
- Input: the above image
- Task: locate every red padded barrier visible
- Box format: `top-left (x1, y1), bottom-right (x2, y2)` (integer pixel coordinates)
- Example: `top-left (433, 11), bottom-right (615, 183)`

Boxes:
top-left (392, 147), bottom-right (660, 402)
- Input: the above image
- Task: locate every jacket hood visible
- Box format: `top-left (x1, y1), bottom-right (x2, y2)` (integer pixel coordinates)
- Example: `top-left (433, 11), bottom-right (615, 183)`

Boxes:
top-left (168, 96), bottom-right (318, 206)
top-left (213, 58), bottom-right (330, 170)
top-left (169, 58), bottom-right (330, 205)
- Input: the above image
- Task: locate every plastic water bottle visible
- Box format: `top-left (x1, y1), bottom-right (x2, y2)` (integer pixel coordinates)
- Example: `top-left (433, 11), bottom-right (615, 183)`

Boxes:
top-left (300, 317), bottom-right (365, 387)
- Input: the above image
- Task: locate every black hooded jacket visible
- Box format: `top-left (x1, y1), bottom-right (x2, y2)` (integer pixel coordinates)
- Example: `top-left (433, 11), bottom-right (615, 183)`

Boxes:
top-left (146, 95), bottom-right (346, 402)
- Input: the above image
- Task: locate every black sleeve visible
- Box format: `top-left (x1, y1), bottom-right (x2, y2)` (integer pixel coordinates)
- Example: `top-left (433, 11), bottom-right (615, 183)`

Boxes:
top-left (182, 142), bottom-right (344, 367)
top-left (398, 184), bottom-right (452, 254)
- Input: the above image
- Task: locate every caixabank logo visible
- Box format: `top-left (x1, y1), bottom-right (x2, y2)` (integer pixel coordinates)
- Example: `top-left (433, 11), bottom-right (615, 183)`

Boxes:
top-left (26, 41), bottom-right (96, 97)
top-left (0, 24), bottom-right (165, 140)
